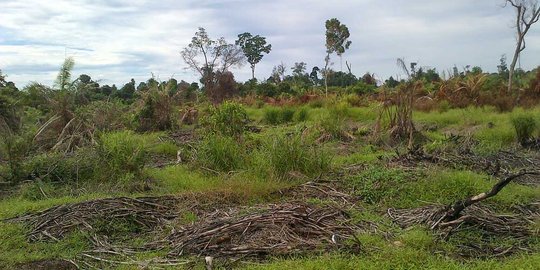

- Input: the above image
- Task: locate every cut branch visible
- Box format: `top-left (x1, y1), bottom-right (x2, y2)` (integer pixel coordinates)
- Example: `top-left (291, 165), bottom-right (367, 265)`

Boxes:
top-left (442, 171), bottom-right (539, 222)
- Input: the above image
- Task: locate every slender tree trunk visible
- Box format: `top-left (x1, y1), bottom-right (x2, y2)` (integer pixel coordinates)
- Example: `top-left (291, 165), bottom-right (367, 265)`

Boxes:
top-left (251, 65), bottom-right (255, 80)
top-left (508, 37), bottom-right (523, 94)
top-left (324, 53), bottom-right (330, 97)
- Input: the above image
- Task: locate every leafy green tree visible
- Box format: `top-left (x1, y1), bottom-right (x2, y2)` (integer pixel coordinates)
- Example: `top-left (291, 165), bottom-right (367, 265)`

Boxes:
top-left (236, 32), bottom-right (272, 80)
top-left (324, 18), bottom-right (352, 95)
top-left (116, 79), bottom-right (136, 101)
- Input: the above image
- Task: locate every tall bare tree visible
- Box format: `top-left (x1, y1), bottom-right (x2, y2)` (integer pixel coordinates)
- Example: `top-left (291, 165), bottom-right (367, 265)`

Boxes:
top-left (181, 27), bottom-right (244, 99)
top-left (505, 0), bottom-right (540, 93)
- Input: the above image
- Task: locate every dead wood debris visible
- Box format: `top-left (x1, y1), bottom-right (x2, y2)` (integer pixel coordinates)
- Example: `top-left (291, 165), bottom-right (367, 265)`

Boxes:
top-left (388, 203), bottom-right (540, 257)
top-left (165, 202), bottom-right (362, 258)
top-left (5, 196), bottom-right (179, 241)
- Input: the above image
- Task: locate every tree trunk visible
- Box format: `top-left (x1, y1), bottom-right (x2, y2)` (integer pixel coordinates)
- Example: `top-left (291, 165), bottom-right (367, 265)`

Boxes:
top-left (324, 53), bottom-right (330, 97)
top-left (508, 37), bottom-right (523, 94)
top-left (251, 65), bottom-right (255, 80)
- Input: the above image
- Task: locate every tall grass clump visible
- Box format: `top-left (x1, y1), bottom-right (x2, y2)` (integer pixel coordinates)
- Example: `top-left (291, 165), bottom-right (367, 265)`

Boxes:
top-left (203, 101), bottom-right (248, 138)
top-left (97, 130), bottom-right (147, 180)
top-left (511, 114), bottom-right (537, 145)
top-left (260, 133), bottom-right (331, 179)
top-left (318, 101), bottom-right (349, 139)
top-left (263, 108), bottom-right (281, 125)
top-left (196, 134), bottom-right (246, 172)
top-left (263, 107), bottom-right (296, 125)
top-left (294, 107), bottom-right (309, 122)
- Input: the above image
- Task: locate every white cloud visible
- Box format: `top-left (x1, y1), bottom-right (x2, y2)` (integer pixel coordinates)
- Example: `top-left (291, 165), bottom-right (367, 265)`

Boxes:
top-left (0, 0), bottom-right (539, 87)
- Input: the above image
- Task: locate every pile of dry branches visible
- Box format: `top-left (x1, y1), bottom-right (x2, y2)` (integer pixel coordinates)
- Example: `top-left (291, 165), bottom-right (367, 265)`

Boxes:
top-left (388, 203), bottom-right (538, 238)
top-left (166, 202), bottom-right (361, 258)
top-left (388, 203), bottom-right (539, 257)
top-left (5, 196), bottom-right (179, 241)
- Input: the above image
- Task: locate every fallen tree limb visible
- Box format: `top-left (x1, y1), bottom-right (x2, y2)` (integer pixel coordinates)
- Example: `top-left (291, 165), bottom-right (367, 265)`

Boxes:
top-left (441, 170), bottom-right (540, 223)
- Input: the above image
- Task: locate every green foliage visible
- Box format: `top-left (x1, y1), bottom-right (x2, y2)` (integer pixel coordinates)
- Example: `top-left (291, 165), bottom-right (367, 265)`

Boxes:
top-left (0, 223), bottom-right (89, 269)
top-left (511, 114), bottom-right (537, 144)
top-left (196, 134), bottom-right (246, 172)
top-left (258, 133), bottom-right (331, 179)
top-left (203, 101), bottom-right (249, 137)
top-left (135, 83), bottom-right (173, 131)
top-left (318, 101), bottom-right (349, 139)
top-left (281, 108), bottom-right (295, 123)
top-left (0, 133), bottom-right (31, 184)
top-left (263, 108), bottom-right (281, 124)
top-left (256, 82), bottom-right (278, 97)
top-left (294, 107), bottom-right (309, 122)
top-left (23, 150), bottom-right (98, 184)
top-left (348, 166), bottom-right (409, 204)
top-left (97, 131), bottom-right (147, 179)
top-left (263, 107), bottom-right (297, 125)
top-left (348, 81), bottom-right (376, 95)
top-left (236, 32), bottom-right (272, 79)
top-left (54, 57), bottom-right (75, 92)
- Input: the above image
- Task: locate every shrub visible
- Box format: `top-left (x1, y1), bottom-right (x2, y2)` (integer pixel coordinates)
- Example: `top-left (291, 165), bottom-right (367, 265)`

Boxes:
top-left (256, 83), bottom-right (278, 97)
top-left (135, 85), bottom-right (173, 131)
top-left (196, 134), bottom-right (245, 172)
top-left (203, 101), bottom-right (248, 138)
top-left (294, 107), bottom-right (309, 122)
top-left (348, 81), bottom-right (377, 95)
top-left (511, 114), bottom-right (537, 145)
top-left (263, 107), bottom-right (296, 125)
top-left (280, 108), bottom-right (295, 123)
top-left (263, 108), bottom-right (281, 125)
top-left (23, 149), bottom-right (98, 184)
top-left (318, 101), bottom-right (349, 139)
top-left (97, 131), bottom-right (147, 179)
top-left (437, 100), bottom-right (451, 113)
top-left (308, 99), bottom-right (324, 108)
top-left (344, 94), bottom-right (367, 107)
top-left (260, 133), bottom-right (331, 179)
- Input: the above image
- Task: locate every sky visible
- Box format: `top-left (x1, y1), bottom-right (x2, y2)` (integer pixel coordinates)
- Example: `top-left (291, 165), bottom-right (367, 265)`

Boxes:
top-left (1, 0), bottom-right (539, 88)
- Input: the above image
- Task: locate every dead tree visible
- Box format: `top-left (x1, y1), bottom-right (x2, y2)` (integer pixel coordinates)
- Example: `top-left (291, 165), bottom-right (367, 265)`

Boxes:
top-left (505, 0), bottom-right (540, 94)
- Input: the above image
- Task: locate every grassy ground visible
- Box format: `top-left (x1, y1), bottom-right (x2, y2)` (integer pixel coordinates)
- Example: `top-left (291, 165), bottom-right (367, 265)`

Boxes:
top-left (1, 102), bottom-right (539, 269)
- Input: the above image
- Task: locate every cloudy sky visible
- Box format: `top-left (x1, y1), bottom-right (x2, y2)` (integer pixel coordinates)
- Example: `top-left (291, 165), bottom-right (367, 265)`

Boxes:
top-left (1, 0), bottom-right (539, 87)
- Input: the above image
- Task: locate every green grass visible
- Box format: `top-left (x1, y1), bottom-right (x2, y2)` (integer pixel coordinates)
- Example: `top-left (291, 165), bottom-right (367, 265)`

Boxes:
top-left (347, 167), bottom-right (539, 208)
top-left (145, 165), bottom-right (289, 199)
top-left (2, 103), bottom-right (540, 269)
top-left (0, 224), bottom-right (90, 269)
top-left (243, 252), bottom-right (540, 270)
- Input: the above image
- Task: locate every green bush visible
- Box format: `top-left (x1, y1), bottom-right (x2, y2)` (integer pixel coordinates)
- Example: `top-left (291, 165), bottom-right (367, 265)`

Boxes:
top-left (263, 108), bottom-right (281, 125)
top-left (511, 114), bottom-right (537, 145)
top-left (263, 107), bottom-right (296, 125)
top-left (196, 134), bottom-right (245, 172)
top-left (280, 108), bottom-right (295, 123)
top-left (203, 101), bottom-right (248, 137)
top-left (260, 133), bottom-right (331, 179)
top-left (256, 83), bottom-right (278, 97)
top-left (23, 150), bottom-right (98, 184)
top-left (97, 131), bottom-right (147, 179)
top-left (294, 107), bottom-right (309, 122)
top-left (318, 101), bottom-right (349, 139)
top-left (348, 81), bottom-right (377, 95)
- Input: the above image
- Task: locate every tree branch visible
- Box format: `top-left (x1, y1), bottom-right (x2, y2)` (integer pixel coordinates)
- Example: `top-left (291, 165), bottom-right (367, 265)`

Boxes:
top-left (442, 171), bottom-right (539, 222)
